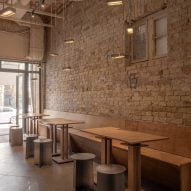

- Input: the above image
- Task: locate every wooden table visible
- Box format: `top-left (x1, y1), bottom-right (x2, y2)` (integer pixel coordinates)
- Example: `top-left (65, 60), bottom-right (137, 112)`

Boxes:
top-left (23, 113), bottom-right (49, 135)
top-left (80, 127), bottom-right (168, 191)
top-left (40, 118), bottom-right (84, 164)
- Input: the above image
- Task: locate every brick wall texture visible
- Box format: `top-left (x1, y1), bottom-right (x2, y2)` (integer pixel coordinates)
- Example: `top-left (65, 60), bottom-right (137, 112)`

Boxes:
top-left (45, 0), bottom-right (191, 128)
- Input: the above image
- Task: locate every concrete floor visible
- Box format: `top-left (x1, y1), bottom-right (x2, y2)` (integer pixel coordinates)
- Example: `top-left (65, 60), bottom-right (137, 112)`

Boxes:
top-left (0, 143), bottom-right (73, 191)
top-left (0, 124), bottom-right (172, 191)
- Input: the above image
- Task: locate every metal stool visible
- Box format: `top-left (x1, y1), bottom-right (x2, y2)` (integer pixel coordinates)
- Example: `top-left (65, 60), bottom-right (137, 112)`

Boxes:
top-left (25, 134), bottom-right (38, 159)
top-left (9, 125), bottom-right (19, 142)
top-left (34, 138), bottom-right (52, 167)
top-left (96, 164), bottom-right (126, 191)
top-left (71, 153), bottom-right (96, 191)
top-left (9, 126), bottom-right (23, 146)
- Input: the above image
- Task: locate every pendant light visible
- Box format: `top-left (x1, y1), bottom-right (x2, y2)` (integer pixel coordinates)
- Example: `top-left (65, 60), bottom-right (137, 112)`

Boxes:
top-left (111, 53), bottom-right (126, 59)
top-left (0, 0), bottom-right (16, 17)
top-left (110, 0), bottom-right (127, 60)
top-left (127, 24), bottom-right (133, 34)
top-left (64, 39), bottom-right (75, 44)
top-left (62, 1), bottom-right (72, 71)
top-left (126, 0), bottom-right (133, 34)
top-left (64, 2), bottom-right (75, 44)
top-left (107, 0), bottom-right (123, 6)
top-left (41, 0), bottom-right (45, 8)
top-left (62, 66), bottom-right (71, 71)
top-left (31, 10), bottom-right (35, 18)
top-left (49, 0), bottom-right (58, 57)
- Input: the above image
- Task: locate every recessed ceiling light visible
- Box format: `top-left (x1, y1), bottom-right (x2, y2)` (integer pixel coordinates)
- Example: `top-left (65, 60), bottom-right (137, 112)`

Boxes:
top-left (107, 0), bottom-right (123, 6)
top-left (0, 7), bottom-right (16, 17)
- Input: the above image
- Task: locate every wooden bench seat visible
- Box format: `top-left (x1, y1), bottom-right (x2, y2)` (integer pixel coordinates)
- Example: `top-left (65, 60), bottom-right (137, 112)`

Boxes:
top-left (42, 110), bottom-right (191, 190)
top-left (69, 128), bottom-right (191, 191)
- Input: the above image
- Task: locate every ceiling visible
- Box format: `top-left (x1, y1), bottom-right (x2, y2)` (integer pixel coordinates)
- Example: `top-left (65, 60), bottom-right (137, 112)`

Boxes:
top-left (0, 0), bottom-right (73, 28)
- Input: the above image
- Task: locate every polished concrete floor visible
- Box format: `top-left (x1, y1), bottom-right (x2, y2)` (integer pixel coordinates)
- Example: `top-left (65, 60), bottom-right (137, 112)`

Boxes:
top-left (0, 124), bottom-right (172, 191)
top-left (0, 143), bottom-right (73, 191)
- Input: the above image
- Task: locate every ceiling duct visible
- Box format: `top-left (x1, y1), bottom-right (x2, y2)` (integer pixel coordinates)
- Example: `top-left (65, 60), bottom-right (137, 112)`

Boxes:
top-left (22, 13), bottom-right (45, 61)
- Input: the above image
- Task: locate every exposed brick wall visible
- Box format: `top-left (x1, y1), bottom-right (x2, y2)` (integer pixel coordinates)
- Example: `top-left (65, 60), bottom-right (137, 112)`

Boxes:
top-left (45, 0), bottom-right (191, 128)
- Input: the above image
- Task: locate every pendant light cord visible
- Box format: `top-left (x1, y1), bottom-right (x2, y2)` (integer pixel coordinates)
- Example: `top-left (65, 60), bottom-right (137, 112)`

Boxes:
top-left (128, 0), bottom-right (132, 24)
top-left (50, 0), bottom-right (53, 51)
top-left (54, 0), bottom-right (56, 49)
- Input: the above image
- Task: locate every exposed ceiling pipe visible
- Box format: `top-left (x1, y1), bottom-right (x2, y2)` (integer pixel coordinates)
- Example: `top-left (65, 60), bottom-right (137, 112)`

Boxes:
top-left (0, 15), bottom-right (53, 27)
top-left (19, 0), bottom-right (30, 6)
top-left (0, 2), bottom-right (64, 19)
top-left (14, 0), bottom-right (31, 19)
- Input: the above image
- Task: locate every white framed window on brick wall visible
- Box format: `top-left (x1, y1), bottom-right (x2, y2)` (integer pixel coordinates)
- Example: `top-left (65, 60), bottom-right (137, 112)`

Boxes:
top-left (151, 11), bottom-right (167, 58)
top-left (130, 10), bottom-right (167, 63)
top-left (131, 20), bottom-right (148, 62)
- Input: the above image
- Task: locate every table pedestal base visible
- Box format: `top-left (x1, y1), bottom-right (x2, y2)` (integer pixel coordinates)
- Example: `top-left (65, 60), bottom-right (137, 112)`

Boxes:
top-left (52, 156), bottom-right (73, 164)
top-left (128, 144), bottom-right (141, 191)
top-left (52, 152), bottom-right (60, 157)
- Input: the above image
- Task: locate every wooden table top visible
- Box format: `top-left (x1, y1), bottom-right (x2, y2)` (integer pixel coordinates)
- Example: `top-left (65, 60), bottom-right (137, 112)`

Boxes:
top-left (40, 118), bottom-right (84, 125)
top-left (80, 127), bottom-right (168, 145)
top-left (23, 113), bottom-right (49, 118)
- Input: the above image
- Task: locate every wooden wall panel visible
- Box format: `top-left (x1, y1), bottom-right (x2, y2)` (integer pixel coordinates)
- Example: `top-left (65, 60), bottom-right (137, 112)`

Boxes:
top-left (125, 120), bottom-right (191, 158)
top-left (44, 110), bottom-right (191, 158)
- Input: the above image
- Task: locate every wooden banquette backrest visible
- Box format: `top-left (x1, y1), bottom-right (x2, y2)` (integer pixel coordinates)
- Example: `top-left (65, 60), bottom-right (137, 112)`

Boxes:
top-left (45, 110), bottom-right (191, 158)
top-left (125, 120), bottom-right (191, 158)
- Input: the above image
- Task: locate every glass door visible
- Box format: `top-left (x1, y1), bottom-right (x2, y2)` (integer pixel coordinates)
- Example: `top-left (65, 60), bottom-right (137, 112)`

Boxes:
top-left (0, 72), bottom-right (17, 124)
top-left (16, 74), bottom-right (24, 126)
top-left (0, 61), bottom-right (41, 128)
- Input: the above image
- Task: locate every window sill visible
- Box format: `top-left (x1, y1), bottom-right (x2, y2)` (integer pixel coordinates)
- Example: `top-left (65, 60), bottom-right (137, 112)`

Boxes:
top-left (152, 54), bottom-right (167, 60)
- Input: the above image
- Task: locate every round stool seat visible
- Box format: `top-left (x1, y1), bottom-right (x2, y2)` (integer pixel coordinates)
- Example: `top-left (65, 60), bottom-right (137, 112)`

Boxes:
top-left (97, 164), bottom-right (126, 174)
top-left (34, 138), bottom-right (52, 143)
top-left (96, 164), bottom-right (126, 191)
top-left (71, 153), bottom-right (96, 191)
top-left (71, 153), bottom-right (96, 160)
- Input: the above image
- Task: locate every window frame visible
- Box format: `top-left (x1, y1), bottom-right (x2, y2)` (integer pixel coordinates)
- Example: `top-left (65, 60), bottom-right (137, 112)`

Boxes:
top-left (129, 9), bottom-right (167, 64)
top-left (131, 19), bottom-right (149, 63)
top-left (151, 10), bottom-right (167, 59)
